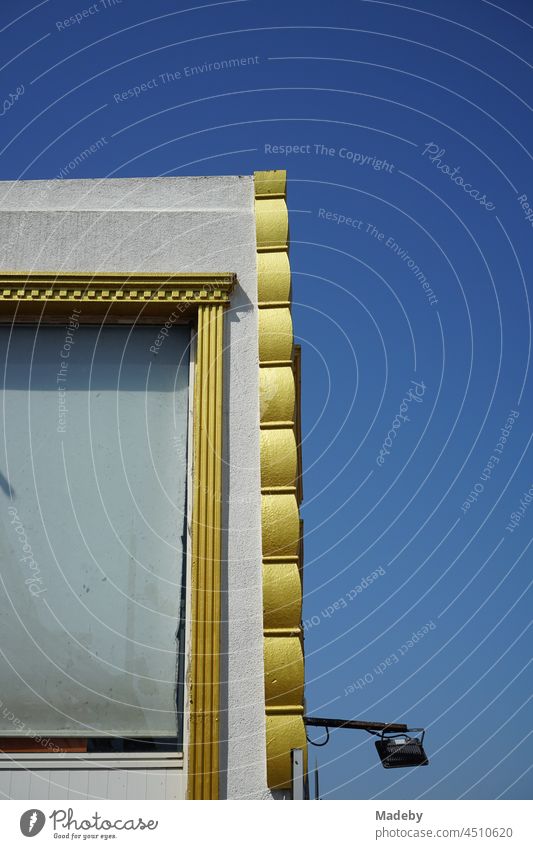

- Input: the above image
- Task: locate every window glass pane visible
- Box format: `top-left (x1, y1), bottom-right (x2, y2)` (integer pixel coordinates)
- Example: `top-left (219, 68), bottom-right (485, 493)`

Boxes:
top-left (0, 322), bottom-right (189, 739)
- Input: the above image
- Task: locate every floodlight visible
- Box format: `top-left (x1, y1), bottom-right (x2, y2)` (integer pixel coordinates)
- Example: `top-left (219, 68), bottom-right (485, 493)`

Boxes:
top-left (375, 729), bottom-right (429, 769)
top-left (303, 716), bottom-right (429, 770)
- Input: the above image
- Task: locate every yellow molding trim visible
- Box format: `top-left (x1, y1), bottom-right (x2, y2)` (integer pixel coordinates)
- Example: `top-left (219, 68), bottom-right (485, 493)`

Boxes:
top-left (188, 304), bottom-right (225, 800)
top-left (294, 345), bottom-right (303, 504)
top-left (0, 272), bottom-right (235, 312)
top-left (265, 706), bottom-right (305, 716)
top-left (258, 360), bottom-right (294, 368)
top-left (0, 271), bottom-right (235, 284)
top-left (254, 169), bottom-right (288, 198)
top-left (263, 556), bottom-right (300, 564)
top-left (256, 245), bottom-right (291, 253)
top-left (254, 170), bottom-right (306, 792)
top-left (261, 486), bottom-right (298, 495)
top-left (0, 271), bottom-right (233, 801)
top-left (260, 421), bottom-right (296, 430)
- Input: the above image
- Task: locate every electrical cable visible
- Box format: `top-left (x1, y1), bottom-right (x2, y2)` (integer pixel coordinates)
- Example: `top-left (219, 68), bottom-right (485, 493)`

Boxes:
top-left (306, 726), bottom-right (330, 747)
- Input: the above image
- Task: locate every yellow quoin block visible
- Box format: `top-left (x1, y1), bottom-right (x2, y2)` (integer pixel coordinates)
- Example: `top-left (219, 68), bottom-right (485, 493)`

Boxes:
top-left (258, 308), bottom-right (293, 363)
top-left (255, 197), bottom-right (289, 249)
top-left (264, 636), bottom-right (304, 708)
top-left (263, 561), bottom-right (302, 632)
top-left (261, 494), bottom-right (300, 559)
top-left (265, 714), bottom-right (307, 790)
top-left (257, 251), bottom-right (291, 303)
top-left (260, 429), bottom-right (297, 490)
top-left (259, 366), bottom-right (295, 424)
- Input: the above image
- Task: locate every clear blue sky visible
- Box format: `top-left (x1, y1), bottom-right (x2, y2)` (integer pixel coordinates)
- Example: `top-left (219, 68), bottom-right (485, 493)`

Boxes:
top-left (0, 0), bottom-right (531, 800)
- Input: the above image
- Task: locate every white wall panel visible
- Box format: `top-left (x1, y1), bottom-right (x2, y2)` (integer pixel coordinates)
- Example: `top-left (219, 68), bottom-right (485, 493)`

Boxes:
top-left (1, 766), bottom-right (183, 799)
top-left (0, 174), bottom-right (266, 799)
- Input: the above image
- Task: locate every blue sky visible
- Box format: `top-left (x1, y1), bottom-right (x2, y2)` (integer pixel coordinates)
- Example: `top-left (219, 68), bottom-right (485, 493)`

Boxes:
top-left (0, 0), bottom-right (531, 800)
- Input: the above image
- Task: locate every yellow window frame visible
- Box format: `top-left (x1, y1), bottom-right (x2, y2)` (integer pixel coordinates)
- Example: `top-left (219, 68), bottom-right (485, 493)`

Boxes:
top-left (0, 270), bottom-right (235, 800)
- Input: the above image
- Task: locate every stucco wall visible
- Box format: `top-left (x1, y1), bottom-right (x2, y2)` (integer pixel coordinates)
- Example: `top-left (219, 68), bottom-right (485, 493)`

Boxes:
top-left (0, 175), bottom-right (269, 800)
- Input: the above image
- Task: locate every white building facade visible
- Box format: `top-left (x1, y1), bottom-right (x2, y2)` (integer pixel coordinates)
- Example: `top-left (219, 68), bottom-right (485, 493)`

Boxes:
top-left (0, 171), bottom-right (305, 800)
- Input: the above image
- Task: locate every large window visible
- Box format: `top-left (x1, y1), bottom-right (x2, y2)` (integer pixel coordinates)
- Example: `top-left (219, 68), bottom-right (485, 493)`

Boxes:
top-left (0, 322), bottom-right (190, 748)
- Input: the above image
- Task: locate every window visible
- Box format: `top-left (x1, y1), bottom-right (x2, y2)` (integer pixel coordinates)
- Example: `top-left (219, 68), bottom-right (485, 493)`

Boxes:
top-left (0, 323), bottom-right (190, 748)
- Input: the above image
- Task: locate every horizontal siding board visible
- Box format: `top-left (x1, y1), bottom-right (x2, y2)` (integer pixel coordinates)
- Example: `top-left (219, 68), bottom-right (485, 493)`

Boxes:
top-left (88, 770), bottom-right (108, 800)
top-left (125, 769), bottom-right (147, 800)
top-left (106, 769), bottom-right (128, 799)
top-left (0, 772), bottom-right (11, 798)
top-left (29, 769), bottom-right (51, 799)
top-left (46, 770), bottom-right (70, 799)
top-left (7, 770), bottom-right (31, 799)
top-left (145, 770), bottom-right (166, 800)
top-left (165, 770), bottom-right (183, 799)
top-left (0, 767), bottom-right (183, 798)
top-left (68, 770), bottom-right (89, 799)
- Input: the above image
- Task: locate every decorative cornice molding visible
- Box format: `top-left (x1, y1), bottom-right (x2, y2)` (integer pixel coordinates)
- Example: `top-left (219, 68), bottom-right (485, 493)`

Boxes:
top-left (0, 272), bottom-right (235, 311)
